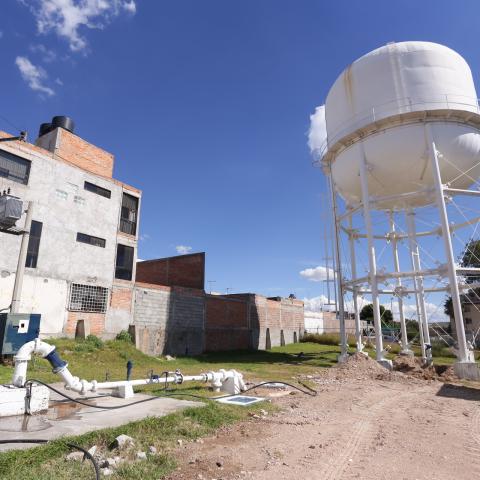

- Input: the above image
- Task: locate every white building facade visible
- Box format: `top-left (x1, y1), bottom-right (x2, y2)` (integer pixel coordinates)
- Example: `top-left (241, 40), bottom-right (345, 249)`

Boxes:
top-left (0, 119), bottom-right (141, 338)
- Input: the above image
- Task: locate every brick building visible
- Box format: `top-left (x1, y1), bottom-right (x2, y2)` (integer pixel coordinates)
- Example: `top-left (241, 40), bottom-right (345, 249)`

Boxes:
top-left (131, 253), bottom-right (305, 355)
top-left (0, 117), bottom-right (140, 338)
top-left (0, 119), bottom-right (304, 354)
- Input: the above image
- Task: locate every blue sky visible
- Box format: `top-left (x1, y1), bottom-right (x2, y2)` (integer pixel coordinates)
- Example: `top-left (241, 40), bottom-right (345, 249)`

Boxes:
top-left (1, 0), bottom-right (480, 317)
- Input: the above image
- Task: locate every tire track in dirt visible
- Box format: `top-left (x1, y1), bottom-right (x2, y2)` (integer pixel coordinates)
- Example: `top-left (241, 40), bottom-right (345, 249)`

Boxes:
top-left (317, 386), bottom-right (410, 480)
top-left (466, 404), bottom-right (480, 477)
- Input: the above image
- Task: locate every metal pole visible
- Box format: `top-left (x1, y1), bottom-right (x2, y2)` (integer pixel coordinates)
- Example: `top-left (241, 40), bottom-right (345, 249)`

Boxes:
top-left (347, 213), bottom-right (364, 352)
top-left (406, 209), bottom-right (431, 363)
top-left (426, 124), bottom-right (473, 363)
top-left (389, 211), bottom-right (412, 355)
top-left (11, 201), bottom-right (33, 313)
top-left (328, 174), bottom-right (348, 361)
top-left (323, 193), bottom-right (332, 305)
top-left (358, 148), bottom-right (389, 365)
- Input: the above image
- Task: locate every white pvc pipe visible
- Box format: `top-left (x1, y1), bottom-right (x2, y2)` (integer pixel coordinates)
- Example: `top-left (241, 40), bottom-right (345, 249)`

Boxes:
top-left (12, 339), bottom-right (56, 387)
top-left (12, 339), bottom-right (246, 395)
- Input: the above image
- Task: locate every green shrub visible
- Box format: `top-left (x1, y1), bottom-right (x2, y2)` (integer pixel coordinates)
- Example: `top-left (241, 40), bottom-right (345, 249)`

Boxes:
top-left (115, 330), bottom-right (133, 343)
top-left (85, 334), bottom-right (103, 348)
top-left (430, 339), bottom-right (455, 358)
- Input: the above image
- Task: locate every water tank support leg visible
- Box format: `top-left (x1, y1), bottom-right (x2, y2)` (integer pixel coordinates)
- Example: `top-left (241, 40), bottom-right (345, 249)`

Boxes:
top-left (358, 145), bottom-right (391, 368)
top-left (389, 212), bottom-right (413, 356)
top-left (406, 209), bottom-right (432, 364)
top-left (347, 213), bottom-right (364, 353)
top-left (426, 124), bottom-right (474, 364)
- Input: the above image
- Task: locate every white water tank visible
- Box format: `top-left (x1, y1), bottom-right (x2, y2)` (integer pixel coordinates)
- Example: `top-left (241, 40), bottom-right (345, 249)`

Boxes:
top-left (316, 41), bottom-right (480, 210)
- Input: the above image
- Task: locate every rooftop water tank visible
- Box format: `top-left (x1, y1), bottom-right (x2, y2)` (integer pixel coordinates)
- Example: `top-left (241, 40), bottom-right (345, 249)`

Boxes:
top-left (315, 41), bottom-right (480, 210)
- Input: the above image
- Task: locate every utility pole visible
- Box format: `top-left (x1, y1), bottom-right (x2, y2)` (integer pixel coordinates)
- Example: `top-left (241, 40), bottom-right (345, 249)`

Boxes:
top-left (11, 202), bottom-right (33, 313)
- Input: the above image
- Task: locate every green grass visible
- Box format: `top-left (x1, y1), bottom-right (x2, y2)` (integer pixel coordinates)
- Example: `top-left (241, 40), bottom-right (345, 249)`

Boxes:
top-left (1, 337), bottom-right (476, 479)
top-left (0, 338), bottom-right (342, 387)
top-left (0, 401), bottom-right (271, 480)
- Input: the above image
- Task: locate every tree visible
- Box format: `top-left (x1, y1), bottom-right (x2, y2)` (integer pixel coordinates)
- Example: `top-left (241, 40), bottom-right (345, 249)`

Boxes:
top-left (360, 303), bottom-right (393, 325)
top-left (445, 239), bottom-right (480, 318)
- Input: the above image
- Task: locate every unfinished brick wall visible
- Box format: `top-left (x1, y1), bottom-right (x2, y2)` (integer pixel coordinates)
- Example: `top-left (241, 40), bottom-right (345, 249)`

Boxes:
top-left (205, 295), bottom-right (250, 351)
top-left (252, 296), bottom-right (305, 350)
top-left (110, 286), bottom-right (133, 311)
top-left (36, 128), bottom-right (114, 178)
top-left (65, 312), bottom-right (105, 336)
top-left (136, 253), bottom-right (205, 290)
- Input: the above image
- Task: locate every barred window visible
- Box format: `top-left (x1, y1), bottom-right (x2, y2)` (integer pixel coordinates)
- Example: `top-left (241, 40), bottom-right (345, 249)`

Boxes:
top-left (68, 283), bottom-right (108, 313)
top-left (0, 149), bottom-right (31, 185)
top-left (119, 193), bottom-right (138, 236)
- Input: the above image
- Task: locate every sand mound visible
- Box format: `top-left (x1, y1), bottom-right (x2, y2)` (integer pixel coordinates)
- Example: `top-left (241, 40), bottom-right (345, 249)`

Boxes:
top-left (334, 352), bottom-right (403, 382)
top-left (393, 355), bottom-right (457, 381)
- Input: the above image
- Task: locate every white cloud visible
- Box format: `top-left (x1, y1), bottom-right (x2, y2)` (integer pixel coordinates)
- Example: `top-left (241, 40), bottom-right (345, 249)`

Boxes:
top-left (176, 245), bottom-right (192, 255)
top-left (15, 56), bottom-right (55, 96)
top-left (308, 104), bottom-right (327, 154)
top-left (300, 265), bottom-right (335, 282)
top-left (30, 43), bottom-right (57, 62)
top-left (22, 0), bottom-right (137, 52)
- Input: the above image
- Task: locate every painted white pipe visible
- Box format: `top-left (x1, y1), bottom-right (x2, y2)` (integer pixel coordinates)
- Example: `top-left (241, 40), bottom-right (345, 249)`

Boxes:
top-left (12, 339), bottom-right (55, 387)
top-left (12, 338), bottom-right (246, 395)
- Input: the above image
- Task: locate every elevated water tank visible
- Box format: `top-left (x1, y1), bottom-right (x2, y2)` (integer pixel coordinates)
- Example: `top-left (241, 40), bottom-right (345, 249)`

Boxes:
top-left (318, 41), bottom-right (480, 209)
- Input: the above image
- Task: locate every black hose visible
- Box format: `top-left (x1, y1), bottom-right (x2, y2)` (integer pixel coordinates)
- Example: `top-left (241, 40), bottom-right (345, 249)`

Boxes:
top-left (0, 439), bottom-right (100, 480)
top-left (26, 377), bottom-right (317, 411)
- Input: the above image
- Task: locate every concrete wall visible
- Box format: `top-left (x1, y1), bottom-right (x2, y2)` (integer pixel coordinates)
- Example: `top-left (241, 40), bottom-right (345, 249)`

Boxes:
top-left (136, 253), bottom-right (205, 290)
top-left (132, 283), bottom-right (204, 356)
top-left (0, 131), bottom-right (140, 337)
top-left (132, 286), bottom-right (305, 356)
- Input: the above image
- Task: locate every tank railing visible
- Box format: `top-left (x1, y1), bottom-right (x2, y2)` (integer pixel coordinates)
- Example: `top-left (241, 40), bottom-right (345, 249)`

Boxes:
top-left (314, 94), bottom-right (480, 163)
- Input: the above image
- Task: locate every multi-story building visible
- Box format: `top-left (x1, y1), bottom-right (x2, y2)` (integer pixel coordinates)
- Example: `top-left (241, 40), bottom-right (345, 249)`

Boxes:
top-left (0, 117), bottom-right (141, 338)
top-left (450, 292), bottom-right (480, 347)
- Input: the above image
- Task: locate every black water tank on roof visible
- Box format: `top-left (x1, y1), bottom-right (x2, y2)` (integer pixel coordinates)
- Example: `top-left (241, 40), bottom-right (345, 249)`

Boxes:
top-left (51, 116), bottom-right (75, 133)
top-left (38, 122), bottom-right (52, 137)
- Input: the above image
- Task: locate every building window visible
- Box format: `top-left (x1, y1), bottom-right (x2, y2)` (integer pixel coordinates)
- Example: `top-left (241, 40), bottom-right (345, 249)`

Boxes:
top-left (115, 244), bottom-right (134, 280)
top-left (119, 193), bottom-right (138, 236)
top-left (25, 220), bottom-right (42, 268)
top-left (84, 181), bottom-right (111, 199)
top-left (466, 318), bottom-right (473, 325)
top-left (68, 283), bottom-right (108, 313)
top-left (0, 149), bottom-right (31, 185)
top-left (76, 232), bottom-right (106, 248)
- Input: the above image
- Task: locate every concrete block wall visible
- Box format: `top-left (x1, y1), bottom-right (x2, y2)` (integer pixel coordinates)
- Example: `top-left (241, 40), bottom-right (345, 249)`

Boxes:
top-left (133, 283), bottom-right (204, 356)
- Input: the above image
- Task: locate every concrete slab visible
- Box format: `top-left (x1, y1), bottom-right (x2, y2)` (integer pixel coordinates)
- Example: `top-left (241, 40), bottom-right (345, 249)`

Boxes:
top-left (0, 384), bottom-right (202, 451)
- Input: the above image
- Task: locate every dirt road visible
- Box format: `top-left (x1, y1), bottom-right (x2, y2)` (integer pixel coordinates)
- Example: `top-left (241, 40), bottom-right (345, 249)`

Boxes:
top-left (167, 355), bottom-right (480, 480)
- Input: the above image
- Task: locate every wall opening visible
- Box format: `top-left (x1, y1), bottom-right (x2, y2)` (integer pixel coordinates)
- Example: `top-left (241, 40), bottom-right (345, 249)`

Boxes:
top-left (265, 328), bottom-right (271, 350)
top-left (293, 331), bottom-right (298, 343)
top-left (280, 329), bottom-right (285, 346)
